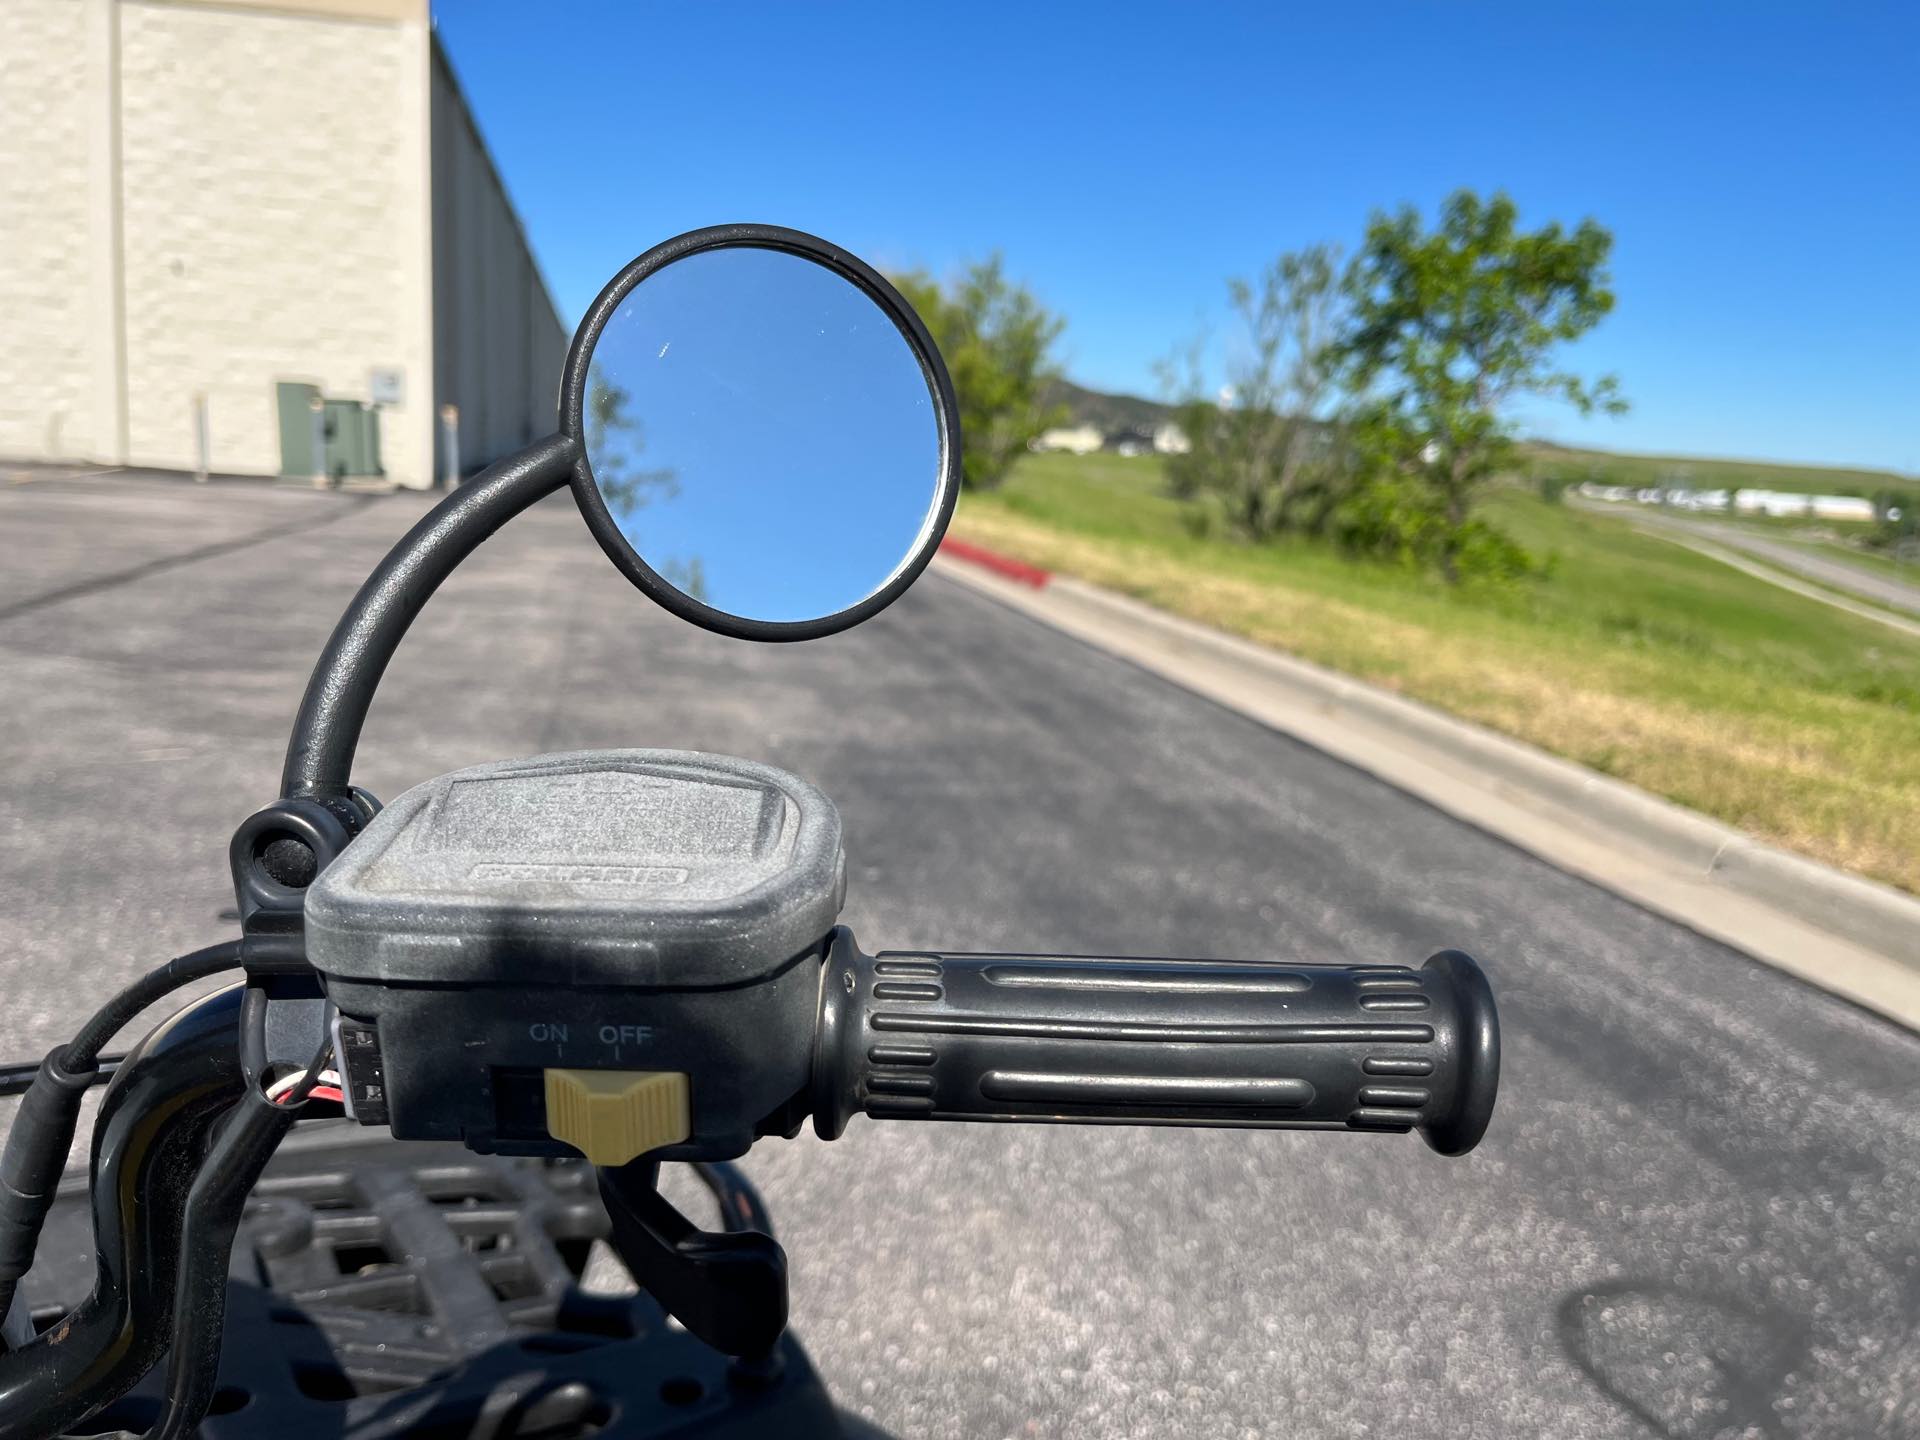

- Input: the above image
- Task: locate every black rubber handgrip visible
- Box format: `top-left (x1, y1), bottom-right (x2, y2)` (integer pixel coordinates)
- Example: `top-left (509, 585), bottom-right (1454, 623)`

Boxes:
top-left (810, 932), bottom-right (1498, 1155)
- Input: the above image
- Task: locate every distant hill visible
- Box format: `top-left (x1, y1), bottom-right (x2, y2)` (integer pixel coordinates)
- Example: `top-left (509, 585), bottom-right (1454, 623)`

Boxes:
top-left (1044, 378), bottom-right (1177, 435)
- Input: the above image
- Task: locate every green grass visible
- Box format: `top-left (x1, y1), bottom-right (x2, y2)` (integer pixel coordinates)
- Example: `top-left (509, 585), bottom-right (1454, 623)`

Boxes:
top-left (1524, 442), bottom-right (1918, 503)
top-left (951, 452), bottom-right (1920, 892)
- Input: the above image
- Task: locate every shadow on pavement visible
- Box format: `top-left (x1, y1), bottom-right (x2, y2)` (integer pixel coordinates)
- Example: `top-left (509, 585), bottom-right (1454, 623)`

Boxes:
top-left (1556, 1277), bottom-right (1810, 1439)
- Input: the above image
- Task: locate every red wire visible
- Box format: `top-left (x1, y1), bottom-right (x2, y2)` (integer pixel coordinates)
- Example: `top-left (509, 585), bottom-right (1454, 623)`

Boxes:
top-left (274, 1084), bottom-right (345, 1107)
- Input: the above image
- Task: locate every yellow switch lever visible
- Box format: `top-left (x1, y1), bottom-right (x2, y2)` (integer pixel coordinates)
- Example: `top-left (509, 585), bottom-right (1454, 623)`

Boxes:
top-left (543, 1069), bottom-right (690, 1166)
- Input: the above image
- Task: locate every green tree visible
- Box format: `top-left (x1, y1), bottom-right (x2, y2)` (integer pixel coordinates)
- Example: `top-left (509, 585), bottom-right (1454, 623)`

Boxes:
top-left (893, 257), bottom-right (1066, 490)
top-left (584, 376), bottom-right (677, 515)
top-left (1341, 190), bottom-right (1626, 579)
top-left (1870, 488), bottom-right (1918, 554)
top-left (1160, 245), bottom-right (1353, 540)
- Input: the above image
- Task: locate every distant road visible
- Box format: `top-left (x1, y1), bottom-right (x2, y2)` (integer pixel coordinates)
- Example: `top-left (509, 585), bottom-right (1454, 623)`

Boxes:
top-left (1593, 503), bottom-right (1920, 618)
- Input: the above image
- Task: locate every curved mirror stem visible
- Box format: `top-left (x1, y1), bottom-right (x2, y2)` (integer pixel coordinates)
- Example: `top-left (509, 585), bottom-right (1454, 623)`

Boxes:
top-left (281, 432), bottom-right (580, 799)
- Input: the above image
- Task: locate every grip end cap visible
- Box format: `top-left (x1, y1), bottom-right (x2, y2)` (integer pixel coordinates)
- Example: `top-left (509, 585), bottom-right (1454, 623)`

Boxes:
top-left (1419, 949), bottom-right (1500, 1156)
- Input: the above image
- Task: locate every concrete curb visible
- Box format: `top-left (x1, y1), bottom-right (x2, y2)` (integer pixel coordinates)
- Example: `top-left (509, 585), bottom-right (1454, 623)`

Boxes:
top-left (933, 552), bottom-right (1920, 1030)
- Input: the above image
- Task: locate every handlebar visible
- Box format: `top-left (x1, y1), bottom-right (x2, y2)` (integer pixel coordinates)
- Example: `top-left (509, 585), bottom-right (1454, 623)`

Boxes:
top-left (0, 936), bottom-right (1498, 1435)
top-left (811, 935), bottom-right (1499, 1155)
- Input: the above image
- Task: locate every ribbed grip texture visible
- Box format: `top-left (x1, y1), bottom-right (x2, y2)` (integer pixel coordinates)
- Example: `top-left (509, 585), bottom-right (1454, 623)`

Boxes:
top-left (811, 936), bottom-right (1497, 1155)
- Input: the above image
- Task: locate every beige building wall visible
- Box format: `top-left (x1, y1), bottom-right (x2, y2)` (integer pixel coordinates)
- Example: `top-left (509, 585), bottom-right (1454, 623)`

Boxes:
top-left (0, 0), bottom-right (560, 491)
top-left (0, 0), bottom-right (112, 462)
top-left (116, 0), bottom-right (434, 485)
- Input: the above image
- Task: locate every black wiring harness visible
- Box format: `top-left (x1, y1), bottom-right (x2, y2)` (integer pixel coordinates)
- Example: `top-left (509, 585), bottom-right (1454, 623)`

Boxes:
top-left (0, 940), bottom-right (244, 1336)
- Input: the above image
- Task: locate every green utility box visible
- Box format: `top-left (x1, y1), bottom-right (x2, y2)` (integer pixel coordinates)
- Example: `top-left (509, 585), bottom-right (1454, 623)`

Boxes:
top-left (324, 399), bottom-right (382, 478)
top-left (276, 382), bottom-right (320, 476)
top-left (276, 382), bottom-right (384, 480)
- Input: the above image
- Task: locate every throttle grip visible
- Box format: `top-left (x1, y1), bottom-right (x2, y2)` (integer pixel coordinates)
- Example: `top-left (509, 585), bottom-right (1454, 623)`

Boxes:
top-left (810, 931), bottom-right (1498, 1155)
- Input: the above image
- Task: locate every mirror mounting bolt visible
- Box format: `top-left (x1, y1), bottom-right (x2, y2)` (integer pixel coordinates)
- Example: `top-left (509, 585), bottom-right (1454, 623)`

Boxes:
top-left (227, 797), bottom-right (360, 977)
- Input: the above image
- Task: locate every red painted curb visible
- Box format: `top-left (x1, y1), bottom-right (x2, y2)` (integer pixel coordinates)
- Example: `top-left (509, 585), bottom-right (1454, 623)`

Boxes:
top-left (938, 536), bottom-right (1052, 589)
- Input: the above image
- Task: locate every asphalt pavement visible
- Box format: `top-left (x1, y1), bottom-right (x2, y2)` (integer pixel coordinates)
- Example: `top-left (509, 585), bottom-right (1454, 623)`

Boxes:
top-left (1, 470), bottom-right (1914, 1439)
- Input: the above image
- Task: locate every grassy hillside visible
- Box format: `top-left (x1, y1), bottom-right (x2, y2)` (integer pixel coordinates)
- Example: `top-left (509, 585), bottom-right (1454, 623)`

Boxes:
top-left (949, 452), bottom-right (1920, 892)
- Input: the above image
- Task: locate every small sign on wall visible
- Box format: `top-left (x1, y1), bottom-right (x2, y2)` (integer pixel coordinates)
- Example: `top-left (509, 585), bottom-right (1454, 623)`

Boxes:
top-left (369, 367), bottom-right (406, 406)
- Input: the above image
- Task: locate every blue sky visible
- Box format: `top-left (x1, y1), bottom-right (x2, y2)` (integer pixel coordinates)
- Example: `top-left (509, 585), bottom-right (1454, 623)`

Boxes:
top-left (435, 1), bottom-right (1918, 474)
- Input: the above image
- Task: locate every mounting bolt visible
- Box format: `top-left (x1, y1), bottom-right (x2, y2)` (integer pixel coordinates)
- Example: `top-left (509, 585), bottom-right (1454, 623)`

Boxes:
top-left (259, 836), bottom-right (318, 889)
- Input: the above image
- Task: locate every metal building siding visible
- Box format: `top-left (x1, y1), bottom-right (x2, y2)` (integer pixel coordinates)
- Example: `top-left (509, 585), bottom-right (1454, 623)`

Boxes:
top-left (428, 36), bottom-right (567, 480)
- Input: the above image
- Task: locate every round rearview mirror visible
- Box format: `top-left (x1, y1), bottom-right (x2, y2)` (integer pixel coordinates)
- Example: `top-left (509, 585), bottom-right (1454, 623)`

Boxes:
top-left (562, 225), bottom-right (962, 640)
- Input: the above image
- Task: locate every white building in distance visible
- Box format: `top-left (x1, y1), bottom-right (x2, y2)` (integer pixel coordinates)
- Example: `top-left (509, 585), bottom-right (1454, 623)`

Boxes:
top-left (0, 0), bottom-right (565, 489)
top-left (1031, 424), bottom-right (1104, 456)
top-left (1735, 489), bottom-right (1877, 522)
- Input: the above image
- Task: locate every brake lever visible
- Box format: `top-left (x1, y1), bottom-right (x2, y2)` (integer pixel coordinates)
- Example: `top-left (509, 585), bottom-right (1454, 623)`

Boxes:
top-left (597, 1162), bottom-right (788, 1361)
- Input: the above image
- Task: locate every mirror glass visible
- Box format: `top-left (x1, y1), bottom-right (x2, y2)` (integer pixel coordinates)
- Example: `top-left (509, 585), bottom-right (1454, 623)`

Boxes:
top-left (581, 246), bottom-right (945, 625)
